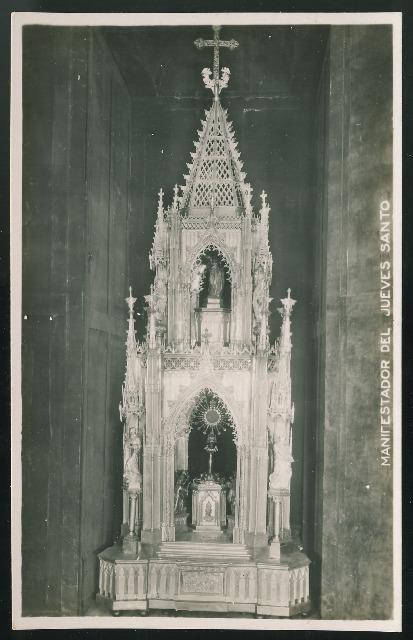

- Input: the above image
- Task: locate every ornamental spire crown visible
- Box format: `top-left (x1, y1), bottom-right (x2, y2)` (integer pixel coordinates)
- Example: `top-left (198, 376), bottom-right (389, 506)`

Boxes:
top-left (178, 26), bottom-right (251, 216)
top-left (194, 25), bottom-right (239, 99)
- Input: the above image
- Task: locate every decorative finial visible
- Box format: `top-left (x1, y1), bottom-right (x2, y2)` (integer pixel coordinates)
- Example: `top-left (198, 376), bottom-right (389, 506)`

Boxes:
top-left (260, 190), bottom-right (270, 226)
top-left (260, 190), bottom-right (267, 209)
top-left (126, 286), bottom-right (136, 317)
top-left (172, 184), bottom-right (179, 211)
top-left (194, 26), bottom-right (239, 97)
top-left (157, 187), bottom-right (164, 216)
top-left (244, 183), bottom-right (253, 214)
top-left (280, 288), bottom-right (296, 317)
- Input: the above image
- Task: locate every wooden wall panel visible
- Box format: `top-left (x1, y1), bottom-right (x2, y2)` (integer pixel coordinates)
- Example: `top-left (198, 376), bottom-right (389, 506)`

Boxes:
top-left (316, 26), bottom-right (393, 619)
top-left (79, 32), bottom-right (131, 612)
top-left (22, 27), bottom-right (131, 615)
top-left (22, 26), bottom-right (89, 615)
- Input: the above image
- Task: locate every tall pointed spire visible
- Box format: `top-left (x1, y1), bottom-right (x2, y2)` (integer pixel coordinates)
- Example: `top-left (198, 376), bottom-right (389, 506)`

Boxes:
top-left (180, 27), bottom-right (249, 214)
top-left (120, 287), bottom-right (142, 420)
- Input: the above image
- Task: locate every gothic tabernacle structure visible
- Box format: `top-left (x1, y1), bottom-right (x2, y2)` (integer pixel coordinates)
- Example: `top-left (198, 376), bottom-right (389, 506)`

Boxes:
top-left (97, 26), bottom-right (310, 617)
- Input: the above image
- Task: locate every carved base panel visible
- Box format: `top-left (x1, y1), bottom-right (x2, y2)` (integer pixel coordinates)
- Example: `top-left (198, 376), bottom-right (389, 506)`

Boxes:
top-left (97, 594), bottom-right (148, 612)
top-left (149, 598), bottom-right (256, 614)
top-left (257, 601), bottom-right (310, 617)
top-left (97, 544), bottom-right (311, 616)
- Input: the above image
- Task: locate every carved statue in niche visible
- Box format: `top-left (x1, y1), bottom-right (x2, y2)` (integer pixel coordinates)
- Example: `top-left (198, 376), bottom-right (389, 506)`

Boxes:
top-left (204, 500), bottom-right (213, 521)
top-left (268, 376), bottom-right (278, 416)
top-left (174, 470), bottom-right (190, 514)
top-left (152, 259), bottom-right (168, 322)
top-left (269, 437), bottom-right (293, 492)
top-left (225, 473), bottom-right (236, 515)
top-left (124, 423), bottom-right (142, 493)
top-left (191, 262), bottom-right (207, 294)
top-left (208, 255), bottom-right (224, 298)
top-left (252, 263), bottom-right (266, 325)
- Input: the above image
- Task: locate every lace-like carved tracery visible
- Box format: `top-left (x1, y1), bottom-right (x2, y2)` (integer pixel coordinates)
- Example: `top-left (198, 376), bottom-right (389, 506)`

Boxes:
top-left (190, 108), bottom-right (240, 208)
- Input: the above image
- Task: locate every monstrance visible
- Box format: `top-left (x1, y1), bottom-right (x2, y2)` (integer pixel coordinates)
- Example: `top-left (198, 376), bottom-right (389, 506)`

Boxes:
top-left (191, 392), bottom-right (227, 478)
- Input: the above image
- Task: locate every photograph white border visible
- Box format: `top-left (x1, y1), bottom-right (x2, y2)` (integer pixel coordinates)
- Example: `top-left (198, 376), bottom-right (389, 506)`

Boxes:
top-left (10, 10), bottom-right (403, 632)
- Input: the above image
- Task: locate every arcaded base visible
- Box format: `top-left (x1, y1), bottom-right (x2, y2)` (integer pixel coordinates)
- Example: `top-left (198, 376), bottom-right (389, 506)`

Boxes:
top-left (97, 540), bottom-right (310, 617)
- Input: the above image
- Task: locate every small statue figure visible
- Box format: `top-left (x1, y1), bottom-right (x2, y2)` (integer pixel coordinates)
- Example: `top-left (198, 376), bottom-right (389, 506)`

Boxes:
top-left (174, 470), bottom-right (190, 514)
top-left (153, 262), bottom-right (168, 322)
top-left (191, 263), bottom-right (207, 293)
top-left (269, 439), bottom-right (293, 492)
top-left (226, 474), bottom-right (236, 515)
top-left (208, 256), bottom-right (224, 298)
top-left (204, 499), bottom-right (214, 521)
top-left (124, 426), bottom-right (142, 493)
top-left (252, 264), bottom-right (266, 325)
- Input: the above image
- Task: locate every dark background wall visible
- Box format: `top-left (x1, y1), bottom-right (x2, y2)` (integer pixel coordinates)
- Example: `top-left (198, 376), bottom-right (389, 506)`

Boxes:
top-left (22, 27), bottom-right (131, 615)
top-left (21, 24), bottom-right (394, 619)
top-left (314, 25), bottom-right (393, 619)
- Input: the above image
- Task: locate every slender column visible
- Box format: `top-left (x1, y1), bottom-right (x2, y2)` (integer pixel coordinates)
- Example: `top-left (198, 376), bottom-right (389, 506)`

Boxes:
top-left (167, 449), bottom-right (175, 538)
top-left (122, 491), bottom-right (141, 555)
top-left (242, 214), bottom-right (252, 345)
top-left (168, 207), bottom-right (180, 344)
top-left (182, 285), bottom-right (191, 349)
top-left (245, 445), bottom-right (268, 547)
top-left (230, 282), bottom-right (236, 347)
top-left (269, 497), bottom-right (281, 560)
top-left (161, 444), bottom-right (175, 541)
top-left (121, 487), bottom-right (129, 536)
top-left (238, 445), bottom-right (250, 544)
top-left (190, 292), bottom-right (197, 345)
top-left (274, 498), bottom-right (280, 541)
top-left (141, 443), bottom-right (162, 544)
top-left (141, 337), bottom-right (162, 543)
top-left (128, 494), bottom-right (138, 535)
top-left (175, 435), bottom-right (188, 471)
top-left (232, 447), bottom-right (241, 543)
top-left (282, 495), bottom-right (291, 539)
top-left (246, 354), bottom-right (269, 547)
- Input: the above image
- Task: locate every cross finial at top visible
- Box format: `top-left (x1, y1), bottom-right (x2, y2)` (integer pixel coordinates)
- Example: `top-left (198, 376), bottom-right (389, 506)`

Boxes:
top-left (194, 26), bottom-right (239, 97)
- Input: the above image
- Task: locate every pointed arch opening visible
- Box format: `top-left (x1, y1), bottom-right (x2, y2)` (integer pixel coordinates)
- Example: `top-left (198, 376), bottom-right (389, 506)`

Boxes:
top-left (171, 386), bottom-right (240, 541)
top-left (189, 243), bottom-right (234, 347)
top-left (186, 388), bottom-right (237, 481)
top-left (195, 247), bottom-right (232, 310)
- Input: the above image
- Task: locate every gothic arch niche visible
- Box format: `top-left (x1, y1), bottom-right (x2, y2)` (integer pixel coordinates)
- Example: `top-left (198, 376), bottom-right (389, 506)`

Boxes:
top-left (190, 244), bottom-right (234, 346)
top-left (195, 248), bottom-right (231, 309)
top-left (166, 385), bottom-right (245, 543)
top-left (187, 236), bottom-right (238, 288)
top-left (167, 375), bottom-right (245, 444)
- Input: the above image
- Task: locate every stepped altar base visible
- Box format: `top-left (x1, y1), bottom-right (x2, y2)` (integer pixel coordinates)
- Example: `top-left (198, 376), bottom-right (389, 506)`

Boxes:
top-left (97, 540), bottom-right (311, 616)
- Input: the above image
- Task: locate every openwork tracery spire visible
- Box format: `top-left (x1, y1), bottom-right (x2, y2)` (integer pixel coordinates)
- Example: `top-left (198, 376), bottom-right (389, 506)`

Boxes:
top-left (179, 27), bottom-right (248, 212)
